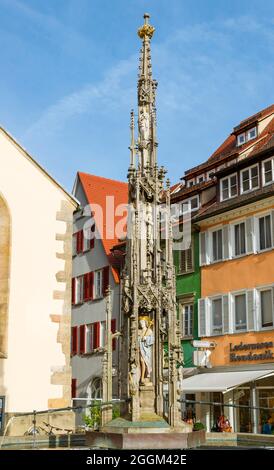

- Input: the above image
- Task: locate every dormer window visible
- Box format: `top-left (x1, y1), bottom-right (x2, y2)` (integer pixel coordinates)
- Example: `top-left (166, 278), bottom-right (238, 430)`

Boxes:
top-left (220, 173), bottom-right (238, 201)
top-left (180, 195), bottom-right (199, 214)
top-left (247, 127), bottom-right (257, 140)
top-left (237, 126), bottom-right (257, 146)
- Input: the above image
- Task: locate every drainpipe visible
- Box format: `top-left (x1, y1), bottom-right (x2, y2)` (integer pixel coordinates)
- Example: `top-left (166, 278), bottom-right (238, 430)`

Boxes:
top-left (250, 381), bottom-right (258, 434)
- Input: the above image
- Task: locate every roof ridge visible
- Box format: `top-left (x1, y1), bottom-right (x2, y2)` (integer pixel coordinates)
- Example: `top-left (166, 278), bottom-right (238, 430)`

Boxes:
top-left (78, 171), bottom-right (127, 186)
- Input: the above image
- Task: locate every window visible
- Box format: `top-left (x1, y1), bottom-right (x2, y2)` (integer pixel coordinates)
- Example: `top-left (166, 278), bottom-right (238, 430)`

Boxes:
top-left (182, 304), bottom-right (193, 337)
top-left (240, 165), bottom-right (259, 193)
top-left (237, 127), bottom-right (257, 146)
top-left (234, 293), bottom-right (247, 331)
top-left (72, 233), bottom-right (77, 256)
top-left (100, 321), bottom-right (106, 347)
top-left (212, 298), bottom-right (222, 335)
top-left (212, 229), bottom-right (223, 262)
top-left (237, 133), bottom-right (246, 146)
top-left (94, 270), bottom-right (103, 299)
top-left (262, 158), bottom-right (274, 186)
top-left (234, 222), bottom-right (246, 256)
top-left (179, 239), bottom-right (194, 273)
top-left (247, 127), bottom-right (257, 140)
top-left (85, 324), bottom-right (93, 353)
top-left (90, 378), bottom-right (102, 399)
top-left (260, 290), bottom-right (273, 328)
top-left (258, 215), bottom-right (272, 251)
top-left (83, 227), bottom-right (90, 251)
top-left (181, 196), bottom-right (199, 214)
top-left (220, 174), bottom-right (237, 201)
top-left (197, 175), bottom-right (204, 184)
top-left (75, 276), bottom-right (84, 304)
top-left (188, 179), bottom-right (195, 187)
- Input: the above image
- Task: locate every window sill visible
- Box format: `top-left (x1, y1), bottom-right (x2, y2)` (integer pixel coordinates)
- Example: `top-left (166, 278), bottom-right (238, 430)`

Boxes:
top-left (177, 270), bottom-right (195, 276)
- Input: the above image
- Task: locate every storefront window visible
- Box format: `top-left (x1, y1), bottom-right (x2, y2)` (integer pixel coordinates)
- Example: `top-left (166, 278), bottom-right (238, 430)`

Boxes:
top-left (236, 388), bottom-right (252, 433)
top-left (183, 394), bottom-right (196, 425)
top-left (211, 392), bottom-right (223, 431)
top-left (258, 389), bottom-right (274, 434)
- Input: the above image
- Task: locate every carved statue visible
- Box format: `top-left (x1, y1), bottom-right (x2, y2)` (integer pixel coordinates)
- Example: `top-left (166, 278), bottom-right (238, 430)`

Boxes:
top-left (122, 275), bottom-right (132, 314)
top-left (139, 109), bottom-right (150, 142)
top-left (138, 316), bottom-right (154, 384)
top-left (129, 363), bottom-right (139, 396)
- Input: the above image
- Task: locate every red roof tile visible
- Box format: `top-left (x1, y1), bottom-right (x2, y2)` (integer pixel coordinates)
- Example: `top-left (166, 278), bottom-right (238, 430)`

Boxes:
top-left (78, 172), bottom-right (128, 283)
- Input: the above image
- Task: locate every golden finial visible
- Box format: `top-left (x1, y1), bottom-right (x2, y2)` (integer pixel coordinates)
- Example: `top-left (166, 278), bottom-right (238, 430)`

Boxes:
top-left (138, 13), bottom-right (155, 40)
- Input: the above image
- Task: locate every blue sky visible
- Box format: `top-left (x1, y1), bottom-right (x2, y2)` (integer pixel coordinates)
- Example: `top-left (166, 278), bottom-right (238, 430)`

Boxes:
top-left (0, 0), bottom-right (274, 192)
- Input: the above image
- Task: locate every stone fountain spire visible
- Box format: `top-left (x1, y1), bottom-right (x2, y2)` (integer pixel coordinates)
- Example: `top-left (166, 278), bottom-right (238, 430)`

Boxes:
top-left (121, 13), bottom-right (184, 429)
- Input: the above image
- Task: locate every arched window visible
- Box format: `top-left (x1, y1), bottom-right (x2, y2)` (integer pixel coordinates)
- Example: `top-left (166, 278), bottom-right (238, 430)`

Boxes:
top-left (87, 377), bottom-right (103, 401)
top-left (0, 194), bottom-right (10, 357)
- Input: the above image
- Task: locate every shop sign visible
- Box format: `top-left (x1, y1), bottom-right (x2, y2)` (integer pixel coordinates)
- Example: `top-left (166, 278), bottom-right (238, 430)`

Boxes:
top-left (229, 341), bottom-right (274, 362)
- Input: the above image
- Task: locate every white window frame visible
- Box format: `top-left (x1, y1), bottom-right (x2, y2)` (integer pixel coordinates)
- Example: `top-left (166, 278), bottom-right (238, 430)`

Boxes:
top-left (220, 173), bottom-right (238, 201)
top-left (187, 179), bottom-right (195, 188)
top-left (85, 324), bottom-right (93, 353)
top-left (181, 303), bottom-right (194, 338)
top-left (237, 127), bottom-right (257, 147)
top-left (240, 164), bottom-right (259, 194)
top-left (197, 175), bottom-right (204, 184)
top-left (210, 296), bottom-right (223, 336)
top-left (100, 321), bottom-right (106, 348)
top-left (232, 290), bottom-right (247, 332)
top-left (75, 275), bottom-right (84, 305)
top-left (83, 227), bottom-right (90, 252)
top-left (231, 219), bottom-right (246, 258)
top-left (94, 269), bottom-right (103, 299)
top-left (211, 227), bottom-right (223, 263)
top-left (256, 212), bottom-right (272, 253)
top-left (247, 126), bottom-right (257, 141)
top-left (262, 157), bottom-right (274, 187)
top-left (237, 132), bottom-right (246, 146)
top-left (257, 286), bottom-right (274, 331)
top-left (181, 195), bottom-right (199, 214)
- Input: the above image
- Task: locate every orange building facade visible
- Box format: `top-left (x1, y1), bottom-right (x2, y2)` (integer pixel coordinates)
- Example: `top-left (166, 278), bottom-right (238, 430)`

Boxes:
top-left (180, 105), bottom-right (274, 434)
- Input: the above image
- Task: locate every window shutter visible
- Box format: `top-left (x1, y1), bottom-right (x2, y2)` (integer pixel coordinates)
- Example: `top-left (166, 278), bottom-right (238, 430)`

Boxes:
top-left (76, 230), bottom-right (84, 253)
top-left (223, 225), bottom-right (230, 260)
top-left (247, 290), bottom-right (255, 331)
top-left (272, 211), bottom-right (274, 248)
top-left (89, 272), bottom-right (94, 300)
top-left (71, 278), bottom-right (75, 305)
top-left (186, 245), bottom-right (193, 272)
top-left (93, 322), bottom-right (100, 349)
top-left (79, 325), bottom-right (86, 354)
top-left (111, 319), bottom-right (116, 351)
top-left (71, 326), bottom-right (78, 355)
top-left (200, 232), bottom-right (208, 266)
top-left (198, 298), bottom-right (207, 336)
top-left (83, 273), bottom-right (89, 301)
top-left (103, 266), bottom-right (110, 296)
top-left (71, 378), bottom-right (77, 399)
top-left (222, 295), bottom-right (229, 333)
top-left (246, 217), bottom-right (254, 253)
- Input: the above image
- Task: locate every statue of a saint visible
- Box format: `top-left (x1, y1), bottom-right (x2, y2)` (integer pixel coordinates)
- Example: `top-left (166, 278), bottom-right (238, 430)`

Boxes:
top-left (138, 316), bottom-right (154, 384)
top-left (139, 109), bottom-right (149, 142)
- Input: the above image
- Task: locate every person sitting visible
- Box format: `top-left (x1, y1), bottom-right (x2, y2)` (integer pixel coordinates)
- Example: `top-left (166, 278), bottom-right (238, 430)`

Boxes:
top-left (262, 416), bottom-right (273, 435)
top-left (217, 415), bottom-right (232, 432)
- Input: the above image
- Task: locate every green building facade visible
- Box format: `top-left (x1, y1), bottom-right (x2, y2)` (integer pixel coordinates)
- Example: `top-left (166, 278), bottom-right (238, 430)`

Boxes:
top-left (174, 229), bottom-right (200, 368)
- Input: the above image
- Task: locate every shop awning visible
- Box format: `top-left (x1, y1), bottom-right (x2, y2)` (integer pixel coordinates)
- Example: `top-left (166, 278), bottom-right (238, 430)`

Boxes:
top-left (182, 370), bottom-right (274, 393)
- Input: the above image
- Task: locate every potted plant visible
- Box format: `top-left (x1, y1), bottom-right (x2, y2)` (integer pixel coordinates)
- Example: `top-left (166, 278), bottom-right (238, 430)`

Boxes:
top-left (193, 421), bottom-right (205, 431)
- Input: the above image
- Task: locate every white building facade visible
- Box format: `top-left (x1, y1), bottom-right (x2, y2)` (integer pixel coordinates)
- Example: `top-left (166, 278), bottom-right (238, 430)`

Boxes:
top-left (71, 172), bottom-right (127, 424)
top-left (0, 128), bottom-right (78, 435)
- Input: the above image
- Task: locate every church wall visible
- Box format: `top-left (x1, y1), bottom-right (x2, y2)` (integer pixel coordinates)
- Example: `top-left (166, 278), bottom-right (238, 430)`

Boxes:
top-left (0, 130), bottom-right (77, 434)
